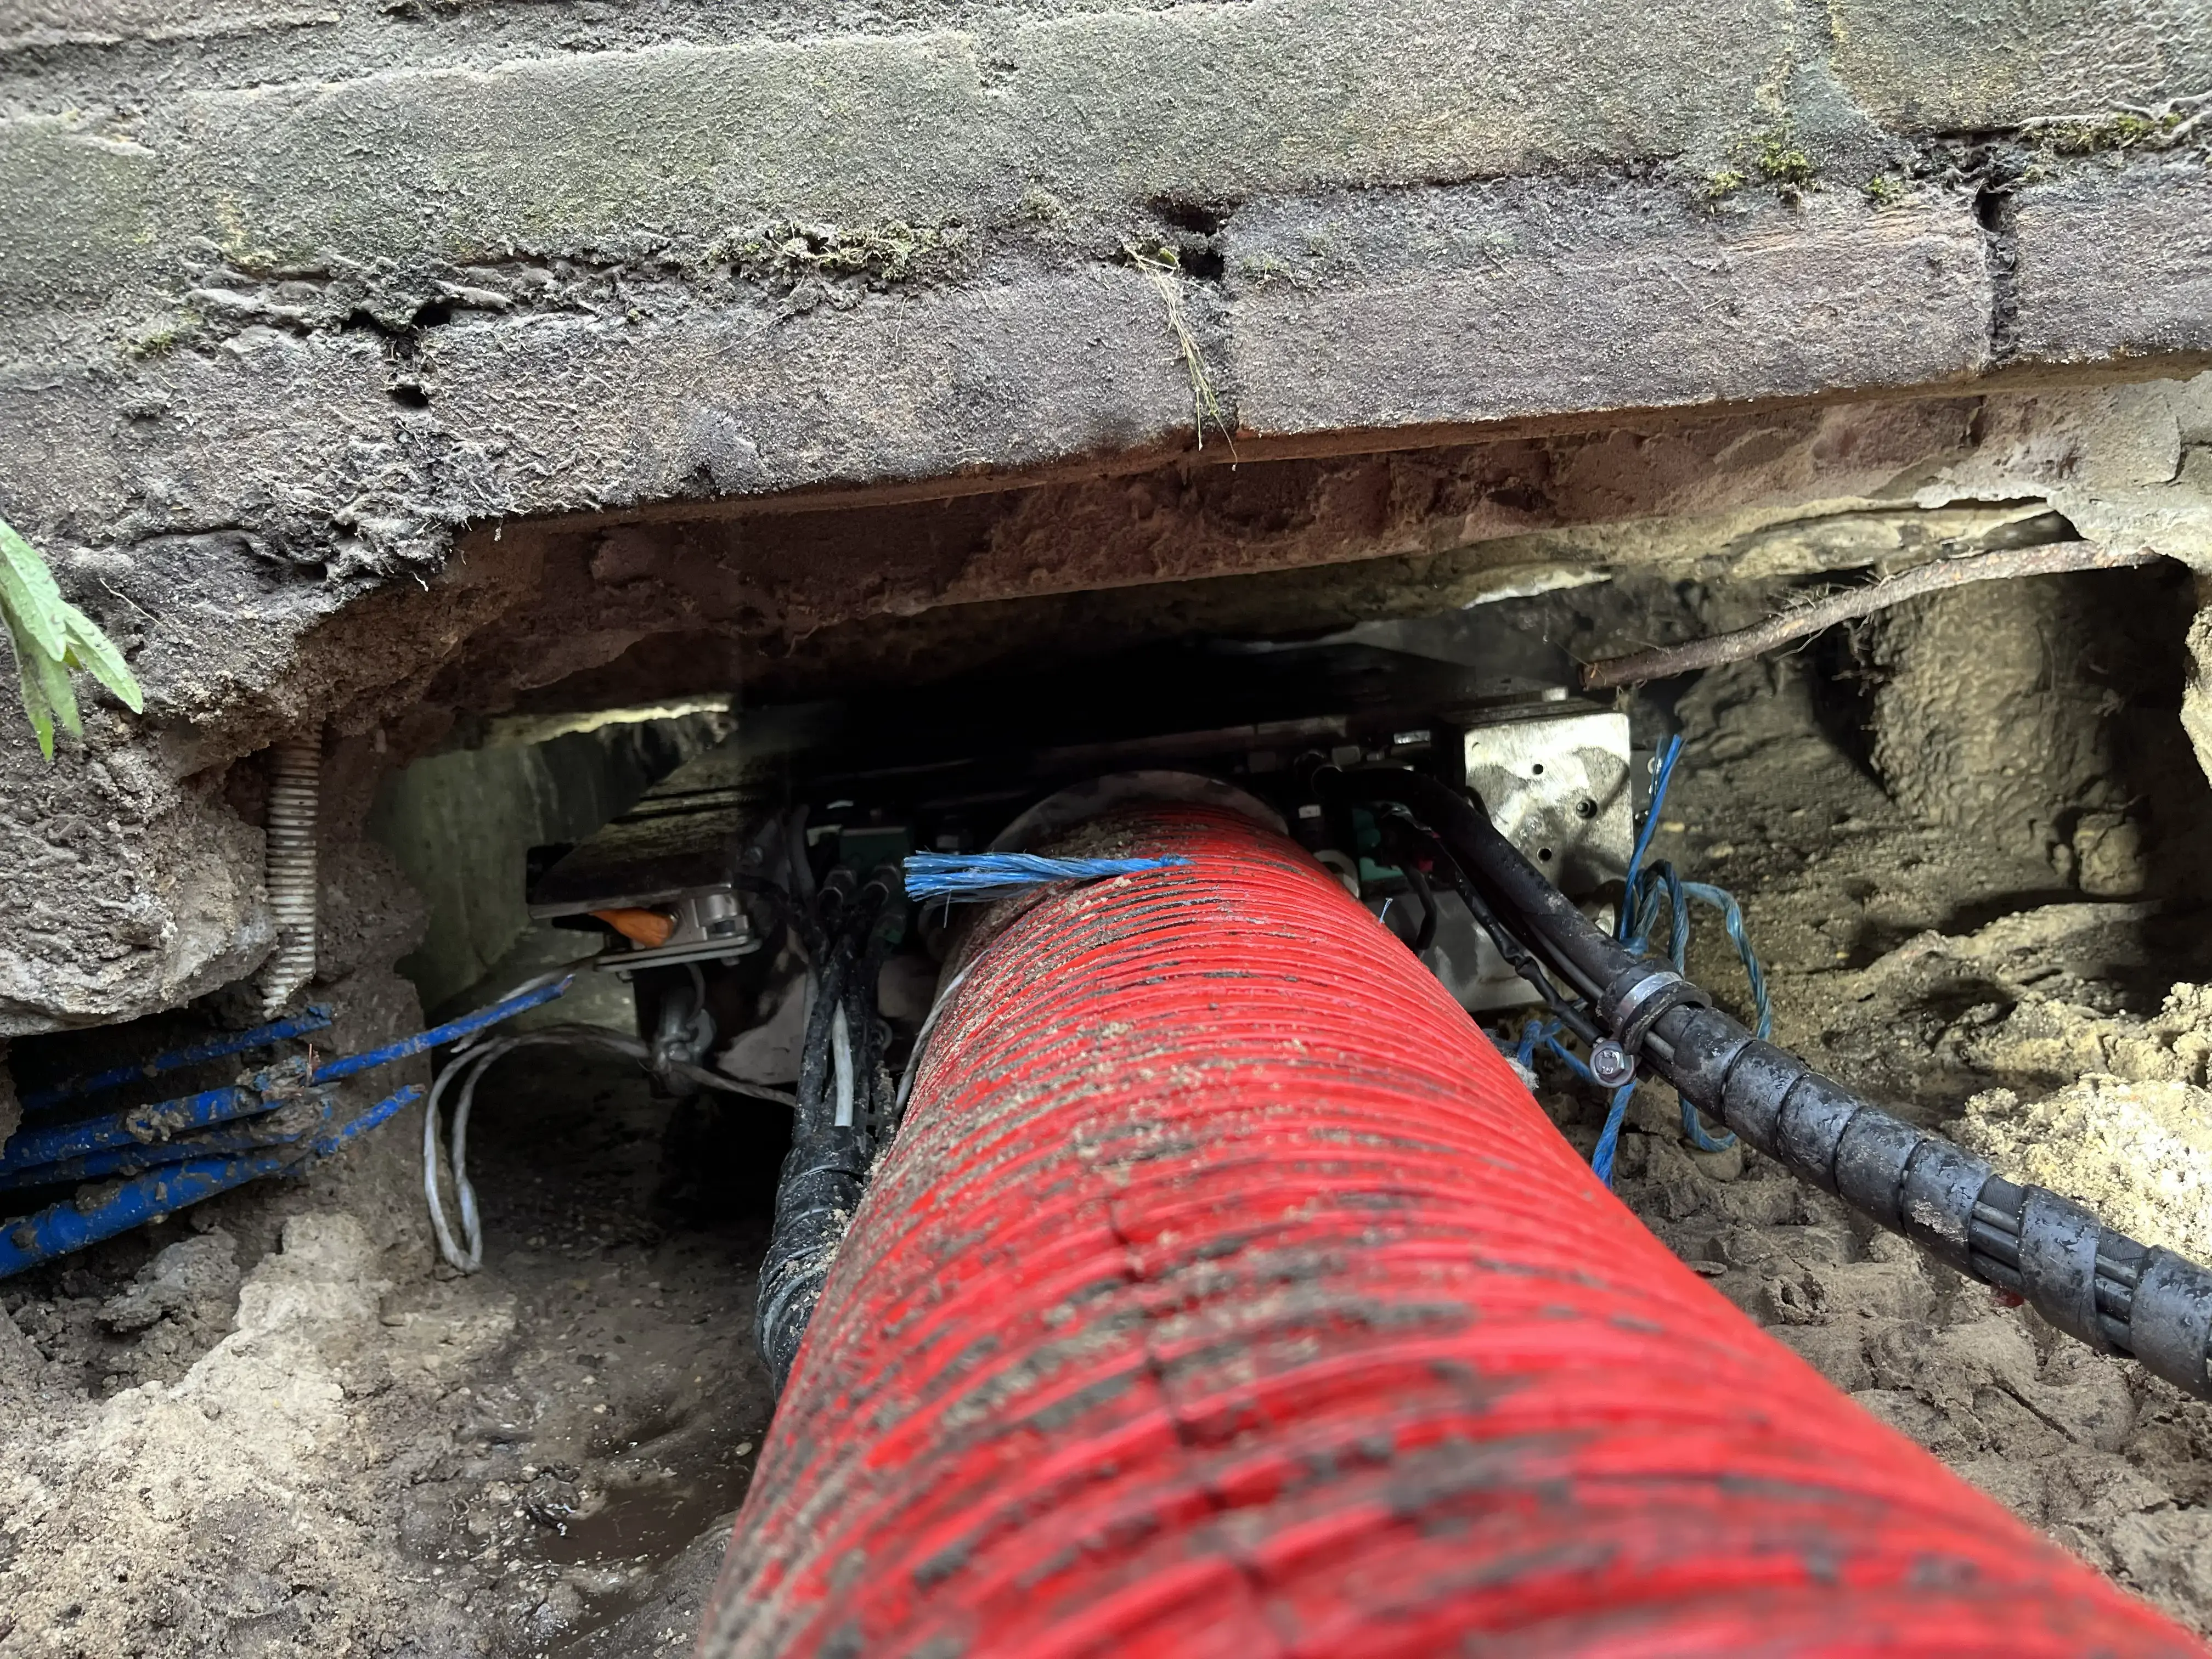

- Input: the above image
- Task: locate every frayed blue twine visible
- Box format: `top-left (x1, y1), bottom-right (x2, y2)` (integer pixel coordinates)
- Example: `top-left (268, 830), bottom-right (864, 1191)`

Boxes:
top-left (902, 852), bottom-right (1190, 904)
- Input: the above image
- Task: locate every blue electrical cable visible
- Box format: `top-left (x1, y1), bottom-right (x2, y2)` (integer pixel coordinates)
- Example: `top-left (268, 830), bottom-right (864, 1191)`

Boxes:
top-left (0, 1098), bottom-right (335, 1194)
top-left (308, 975), bottom-right (573, 1084)
top-left (0, 1077), bottom-right (295, 1175)
top-left (19, 1003), bottom-right (335, 1115)
top-left (0, 974), bottom-right (572, 1277)
top-left (0, 1084), bottom-right (423, 1278)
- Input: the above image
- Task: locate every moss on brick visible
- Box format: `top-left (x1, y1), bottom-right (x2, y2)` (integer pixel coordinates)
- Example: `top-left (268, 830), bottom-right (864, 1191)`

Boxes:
top-left (1757, 134), bottom-right (1816, 188)
top-left (2031, 110), bottom-right (2187, 155)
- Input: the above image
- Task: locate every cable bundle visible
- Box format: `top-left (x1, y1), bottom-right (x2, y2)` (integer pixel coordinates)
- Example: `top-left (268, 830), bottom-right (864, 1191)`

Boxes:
top-left (1439, 733), bottom-right (1770, 1186)
top-left (757, 864), bottom-right (910, 1391)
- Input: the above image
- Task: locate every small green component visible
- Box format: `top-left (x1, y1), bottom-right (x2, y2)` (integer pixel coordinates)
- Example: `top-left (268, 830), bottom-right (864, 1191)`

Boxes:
top-left (1863, 173), bottom-right (1905, 206)
top-left (1700, 168), bottom-right (1746, 201)
top-left (837, 826), bottom-right (914, 873)
top-left (1358, 857), bottom-right (1406, 891)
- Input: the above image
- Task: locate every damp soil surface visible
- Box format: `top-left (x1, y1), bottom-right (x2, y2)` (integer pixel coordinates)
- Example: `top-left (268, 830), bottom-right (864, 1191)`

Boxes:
top-left (9, 575), bottom-right (2212, 1647)
top-left (0, 1045), bottom-right (783, 1659)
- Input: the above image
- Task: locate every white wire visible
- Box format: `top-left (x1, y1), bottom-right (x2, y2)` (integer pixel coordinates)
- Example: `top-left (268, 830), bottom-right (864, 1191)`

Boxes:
top-left (890, 961), bottom-right (976, 1130)
top-left (423, 1042), bottom-right (500, 1272)
top-left (830, 1004), bottom-right (855, 1128)
top-left (422, 1021), bottom-right (797, 1272)
top-left (425, 1026), bottom-right (646, 1272)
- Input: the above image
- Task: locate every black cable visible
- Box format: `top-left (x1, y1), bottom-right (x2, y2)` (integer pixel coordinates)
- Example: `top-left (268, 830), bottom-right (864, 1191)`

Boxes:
top-left (793, 870), bottom-right (889, 1130)
top-left (1381, 826), bottom-right (1440, 956)
top-left (731, 871), bottom-right (826, 964)
top-left (758, 866), bottom-right (897, 1393)
top-left (1339, 773), bottom-right (1616, 1005)
top-left (793, 927), bottom-right (853, 1128)
top-left (1387, 815), bottom-right (1606, 1048)
top-left (849, 867), bottom-right (909, 1142)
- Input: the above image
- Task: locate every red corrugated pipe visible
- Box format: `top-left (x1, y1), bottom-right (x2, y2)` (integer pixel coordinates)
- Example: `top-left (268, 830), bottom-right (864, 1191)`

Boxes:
top-left (701, 806), bottom-right (2204, 1657)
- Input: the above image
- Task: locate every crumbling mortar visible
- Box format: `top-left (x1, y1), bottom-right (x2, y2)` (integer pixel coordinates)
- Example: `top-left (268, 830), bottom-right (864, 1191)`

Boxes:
top-left (127, 219), bottom-right (991, 362)
top-left (1976, 185), bottom-right (2022, 365)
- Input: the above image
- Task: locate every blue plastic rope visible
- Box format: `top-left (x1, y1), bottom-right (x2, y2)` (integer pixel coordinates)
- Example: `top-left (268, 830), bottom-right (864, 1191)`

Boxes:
top-left (1591, 1080), bottom-right (1639, 1184)
top-left (1682, 881), bottom-right (1771, 1041)
top-left (1589, 735), bottom-right (1688, 1185)
top-left (902, 853), bottom-right (1189, 904)
top-left (1617, 735), bottom-right (1683, 941)
top-left (1509, 731), bottom-right (1770, 1185)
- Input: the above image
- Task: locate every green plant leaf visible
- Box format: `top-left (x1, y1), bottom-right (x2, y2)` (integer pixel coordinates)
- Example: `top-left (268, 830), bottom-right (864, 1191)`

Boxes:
top-left (0, 517), bottom-right (68, 662)
top-left (59, 600), bottom-right (144, 713)
top-left (25, 633), bottom-right (79, 742)
top-left (11, 631), bottom-right (55, 760)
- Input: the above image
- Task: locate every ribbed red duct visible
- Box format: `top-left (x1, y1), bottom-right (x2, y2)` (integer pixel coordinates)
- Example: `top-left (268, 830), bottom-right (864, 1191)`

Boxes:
top-left (701, 808), bottom-right (2203, 1657)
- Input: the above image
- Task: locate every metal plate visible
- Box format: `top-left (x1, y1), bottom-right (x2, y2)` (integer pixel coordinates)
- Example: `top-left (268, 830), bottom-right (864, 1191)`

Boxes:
top-left (1462, 708), bottom-right (1633, 899)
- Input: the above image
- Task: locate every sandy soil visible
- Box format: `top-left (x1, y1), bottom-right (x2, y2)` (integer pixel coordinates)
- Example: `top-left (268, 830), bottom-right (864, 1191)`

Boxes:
top-left (0, 1044), bottom-right (778, 1659)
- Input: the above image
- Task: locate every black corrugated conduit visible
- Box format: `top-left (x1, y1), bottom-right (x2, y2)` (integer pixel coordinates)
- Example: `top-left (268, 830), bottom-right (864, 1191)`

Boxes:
top-left (1332, 767), bottom-right (2212, 1401)
top-left (755, 865), bottom-right (906, 1394)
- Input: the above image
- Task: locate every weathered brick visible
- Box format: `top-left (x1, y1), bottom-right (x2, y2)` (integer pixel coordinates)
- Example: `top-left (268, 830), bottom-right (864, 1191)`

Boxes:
top-left (2011, 171), bottom-right (2212, 363)
top-left (0, 119), bottom-right (157, 309)
top-left (1225, 186), bottom-right (1994, 438)
top-left (1829, 0), bottom-right (2212, 132)
top-left (421, 267), bottom-right (1195, 504)
top-left (36, 0), bottom-right (1796, 283)
top-left (166, 34), bottom-right (1001, 269)
top-left (0, 264), bottom-right (1195, 602)
top-left (0, 0), bottom-right (334, 52)
top-left (1008, 0), bottom-right (1791, 206)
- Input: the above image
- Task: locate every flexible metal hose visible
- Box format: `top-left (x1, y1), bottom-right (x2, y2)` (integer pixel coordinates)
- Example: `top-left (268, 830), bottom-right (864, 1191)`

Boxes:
top-left (258, 737), bottom-right (320, 1017)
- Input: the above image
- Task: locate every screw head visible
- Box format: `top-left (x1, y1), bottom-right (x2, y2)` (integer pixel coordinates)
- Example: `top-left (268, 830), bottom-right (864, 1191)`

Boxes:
top-left (1589, 1040), bottom-right (1637, 1087)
